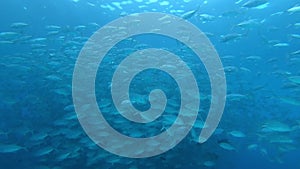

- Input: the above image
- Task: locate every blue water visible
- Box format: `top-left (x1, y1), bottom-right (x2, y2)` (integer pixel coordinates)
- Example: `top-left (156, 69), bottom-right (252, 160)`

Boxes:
top-left (1, 0), bottom-right (300, 169)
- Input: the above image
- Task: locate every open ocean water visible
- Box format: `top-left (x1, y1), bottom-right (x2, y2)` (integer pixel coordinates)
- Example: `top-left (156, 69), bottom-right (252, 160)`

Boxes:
top-left (1, 0), bottom-right (300, 169)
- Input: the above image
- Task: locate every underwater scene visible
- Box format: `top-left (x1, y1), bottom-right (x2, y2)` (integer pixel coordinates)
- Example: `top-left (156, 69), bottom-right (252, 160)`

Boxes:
top-left (1, 0), bottom-right (300, 169)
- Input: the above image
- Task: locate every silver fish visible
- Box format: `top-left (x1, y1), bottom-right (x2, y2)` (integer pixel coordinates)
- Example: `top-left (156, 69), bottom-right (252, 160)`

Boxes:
top-left (242, 0), bottom-right (268, 8)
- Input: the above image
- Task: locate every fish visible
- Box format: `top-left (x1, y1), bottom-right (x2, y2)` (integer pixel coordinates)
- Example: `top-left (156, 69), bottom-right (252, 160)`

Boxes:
top-left (280, 97), bottom-right (300, 106)
top-left (290, 50), bottom-right (300, 56)
top-left (229, 130), bottom-right (246, 138)
top-left (287, 5), bottom-right (300, 13)
top-left (64, 104), bottom-right (75, 112)
top-left (218, 141), bottom-right (236, 151)
top-left (203, 160), bottom-right (216, 167)
top-left (181, 5), bottom-right (201, 19)
top-left (63, 112), bottom-right (77, 120)
top-left (246, 55), bottom-right (262, 60)
top-left (33, 146), bottom-right (54, 157)
top-left (247, 144), bottom-right (258, 150)
top-left (119, 11), bottom-right (128, 17)
top-left (223, 66), bottom-right (238, 72)
top-left (30, 132), bottom-right (49, 141)
top-left (74, 25), bottom-right (86, 31)
top-left (46, 75), bottom-right (62, 81)
top-left (226, 93), bottom-right (246, 101)
top-left (159, 1), bottom-right (169, 6)
top-left (0, 40), bottom-right (14, 44)
top-left (288, 76), bottom-right (300, 84)
top-left (273, 43), bottom-right (289, 47)
top-left (290, 34), bottom-right (300, 39)
top-left (278, 145), bottom-right (297, 153)
top-left (194, 120), bottom-right (209, 129)
top-left (0, 144), bottom-right (26, 153)
top-left (220, 33), bottom-right (244, 42)
top-left (204, 32), bottom-right (214, 37)
top-left (242, 0), bottom-right (269, 8)
top-left (269, 136), bottom-right (294, 144)
top-left (235, 19), bottom-right (262, 29)
top-left (30, 37), bottom-right (47, 43)
top-left (55, 152), bottom-right (71, 161)
top-left (45, 25), bottom-right (61, 30)
top-left (270, 11), bottom-right (284, 16)
top-left (262, 121), bottom-right (293, 132)
top-left (221, 55), bottom-right (235, 59)
top-left (253, 2), bottom-right (269, 9)
top-left (47, 31), bottom-right (60, 36)
top-left (10, 22), bottom-right (29, 29)
top-left (198, 14), bottom-right (215, 23)
top-left (235, 0), bottom-right (243, 4)
top-left (0, 32), bottom-right (19, 39)
top-left (86, 2), bottom-right (95, 7)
